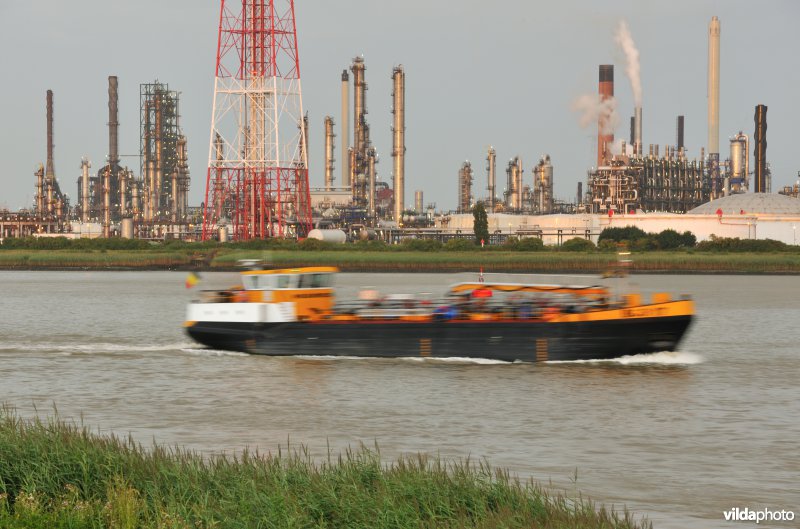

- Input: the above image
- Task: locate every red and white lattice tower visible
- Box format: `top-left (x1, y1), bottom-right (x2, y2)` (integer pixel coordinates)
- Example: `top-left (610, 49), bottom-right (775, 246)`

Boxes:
top-left (202, 0), bottom-right (311, 240)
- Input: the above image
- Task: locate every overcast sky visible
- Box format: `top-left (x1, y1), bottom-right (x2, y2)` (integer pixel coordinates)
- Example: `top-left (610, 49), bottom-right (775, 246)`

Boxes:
top-left (1, 0), bottom-right (798, 211)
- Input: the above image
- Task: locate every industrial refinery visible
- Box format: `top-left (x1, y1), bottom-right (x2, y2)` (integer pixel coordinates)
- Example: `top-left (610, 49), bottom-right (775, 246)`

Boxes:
top-left (1, 4), bottom-right (799, 246)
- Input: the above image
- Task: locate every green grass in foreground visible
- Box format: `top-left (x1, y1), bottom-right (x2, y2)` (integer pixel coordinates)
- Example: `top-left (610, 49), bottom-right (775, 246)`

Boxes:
top-left (2, 248), bottom-right (799, 273)
top-left (0, 409), bottom-right (649, 529)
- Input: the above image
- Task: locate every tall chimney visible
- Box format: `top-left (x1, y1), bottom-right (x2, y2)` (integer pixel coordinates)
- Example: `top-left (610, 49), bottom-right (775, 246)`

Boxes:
top-left (707, 17), bottom-right (720, 156)
top-left (598, 65), bottom-right (614, 167)
top-left (676, 115), bottom-right (685, 150)
top-left (340, 70), bottom-right (350, 189)
top-left (634, 106), bottom-right (642, 155)
top-left (324, 115), bottom-right (335, 190)
top-left (629, 116), bottom-right (635, 146)
top-left (754, 104), bottom-right (768, 193)
top-left (45, 90), bottom-right (55, 181)
top-left (108, 76), bottom-right (119, 168)
top-left (391, 65), bottom-right (405, 223)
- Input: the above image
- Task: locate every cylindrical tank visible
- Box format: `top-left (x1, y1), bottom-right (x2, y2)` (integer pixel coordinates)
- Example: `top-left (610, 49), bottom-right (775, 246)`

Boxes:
top-left (218, 226), bottom-right (229, 243)
top-left (121, 218), bottom-right (134, 239)
top-left (308, 228), bottom-right (347, 243)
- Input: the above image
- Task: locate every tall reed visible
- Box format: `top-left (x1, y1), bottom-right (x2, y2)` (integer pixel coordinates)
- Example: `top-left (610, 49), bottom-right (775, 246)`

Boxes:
top-left (0, 408), bottom-right (650, 529)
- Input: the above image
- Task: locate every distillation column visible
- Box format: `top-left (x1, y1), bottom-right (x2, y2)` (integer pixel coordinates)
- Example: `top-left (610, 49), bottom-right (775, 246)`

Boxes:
top-left (391, 65), bottom-right (405, 222)
top-left (351, 57), bottom-right (367, 204)
top-left (45, 90), bottom-right (56, 216)
top-left (324, 115), bottom-right (335, 190)
top-left (486, 147), bottom-right (496, 212)
top-left (108, 76), bottom-right (120, 222)
top-left (80, 158), bottom-right (90, 222)
top-left (533, 155), bottom-right (553, 214)
top-left (458, 161), bottom-right (473, 213)
top-left (340, 70), bottom-right (350, 190)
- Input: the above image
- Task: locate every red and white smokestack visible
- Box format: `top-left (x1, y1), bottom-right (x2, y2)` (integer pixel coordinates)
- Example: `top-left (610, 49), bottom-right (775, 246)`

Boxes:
top-left (598, 65), bottom-right (614, 167)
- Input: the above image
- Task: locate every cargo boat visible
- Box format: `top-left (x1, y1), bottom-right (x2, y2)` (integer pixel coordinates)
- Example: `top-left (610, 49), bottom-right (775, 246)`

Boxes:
top-left (184, 266), bottom-right (694, 362)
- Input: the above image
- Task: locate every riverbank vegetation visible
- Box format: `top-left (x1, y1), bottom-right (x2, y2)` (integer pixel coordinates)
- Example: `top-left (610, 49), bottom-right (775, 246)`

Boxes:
top-left (0, 410), bottom-right (650, 529)
top-left (0, 233), bottom-right (798, 273)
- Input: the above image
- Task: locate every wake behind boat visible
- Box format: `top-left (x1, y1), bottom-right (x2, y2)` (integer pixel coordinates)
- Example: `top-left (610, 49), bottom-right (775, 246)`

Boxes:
top-left (184, 266), bottom-right (694, 362)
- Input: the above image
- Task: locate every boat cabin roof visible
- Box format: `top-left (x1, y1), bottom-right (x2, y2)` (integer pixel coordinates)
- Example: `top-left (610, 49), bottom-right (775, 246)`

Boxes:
top-left (239, 267), bottom-right (338, 291)
top-left (449, 282), bottom-right (609, 297)
top-left (240, 266), bottom-right (338, 277)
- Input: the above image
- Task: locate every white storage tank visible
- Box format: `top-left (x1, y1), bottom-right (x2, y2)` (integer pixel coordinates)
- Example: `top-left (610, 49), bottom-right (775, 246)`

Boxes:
top-left (307, 228), bottom-right (347, 243)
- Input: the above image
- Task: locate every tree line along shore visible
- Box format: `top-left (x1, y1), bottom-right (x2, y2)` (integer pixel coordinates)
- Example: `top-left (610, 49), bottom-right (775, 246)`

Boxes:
top-left (1, 227), bottom-right (799, 273)
top-left (0, 409), bottom-right (650, 529)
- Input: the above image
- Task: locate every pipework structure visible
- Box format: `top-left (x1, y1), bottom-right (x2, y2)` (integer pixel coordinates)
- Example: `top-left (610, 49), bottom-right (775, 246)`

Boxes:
top-left (140, 81), bottom-right (190, 227)
top-left (391, 65), bottom-right (405, 223)
top-left (586, 146), bottom-right (709, 214)
top-left (202, 0), bottom-right (312, 240)
top-left (458, 161), bottom-right (473, 213)
top-left (532, 155), bottom-right (553, 215)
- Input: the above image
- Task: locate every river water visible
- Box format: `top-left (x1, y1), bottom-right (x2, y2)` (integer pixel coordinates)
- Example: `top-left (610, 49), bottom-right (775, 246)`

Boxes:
top-left (0, 271), bottom-right (797, 528)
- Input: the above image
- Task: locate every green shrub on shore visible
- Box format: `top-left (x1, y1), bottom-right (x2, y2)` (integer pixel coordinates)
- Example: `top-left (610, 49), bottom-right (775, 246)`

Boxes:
top-left (694, 235), bottom-right (791, 252)
top-left (560, 238), bottom-right (596, 252)
top-left (598, 227), bottom-right (697, 250)
top-left (503, 237), bottom-right (545, 252)
top-left (0, 409), bottom-right (650, 529)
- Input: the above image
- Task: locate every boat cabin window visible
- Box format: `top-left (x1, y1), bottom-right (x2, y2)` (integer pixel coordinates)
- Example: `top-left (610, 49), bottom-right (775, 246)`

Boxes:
top-left (311, 273), bottom-right (333, 288)
top-left (275, 275), bottom-right (295, 289)
top-left (295, 273), bottom-right (333, 288)
top-left (244, 272), bottom-right (332, 290)
top-left (242, 275), bottom-right (258, 290)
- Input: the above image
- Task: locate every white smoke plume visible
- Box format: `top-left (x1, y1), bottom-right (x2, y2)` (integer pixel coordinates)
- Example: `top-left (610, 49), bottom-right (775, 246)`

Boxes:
top-left (614, 20), bottom-right (642, 106)
top-left (571, 93), bottom-right (619, 135)
top-left (609, 137), bottom-right (633, 156)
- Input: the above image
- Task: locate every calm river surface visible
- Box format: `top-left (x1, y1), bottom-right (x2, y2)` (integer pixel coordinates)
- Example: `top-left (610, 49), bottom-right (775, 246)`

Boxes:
top-left (0, 271), bottom-right (797, 528)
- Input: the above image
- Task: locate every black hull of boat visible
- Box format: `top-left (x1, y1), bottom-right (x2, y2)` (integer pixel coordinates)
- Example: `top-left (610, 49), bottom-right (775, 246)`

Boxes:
top-left (186, 316), bottom-right (693, 362)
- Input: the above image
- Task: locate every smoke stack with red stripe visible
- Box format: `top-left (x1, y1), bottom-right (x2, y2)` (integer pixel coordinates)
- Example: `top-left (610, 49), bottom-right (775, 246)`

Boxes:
top-left (598, 65), bottom-right (614, 167)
